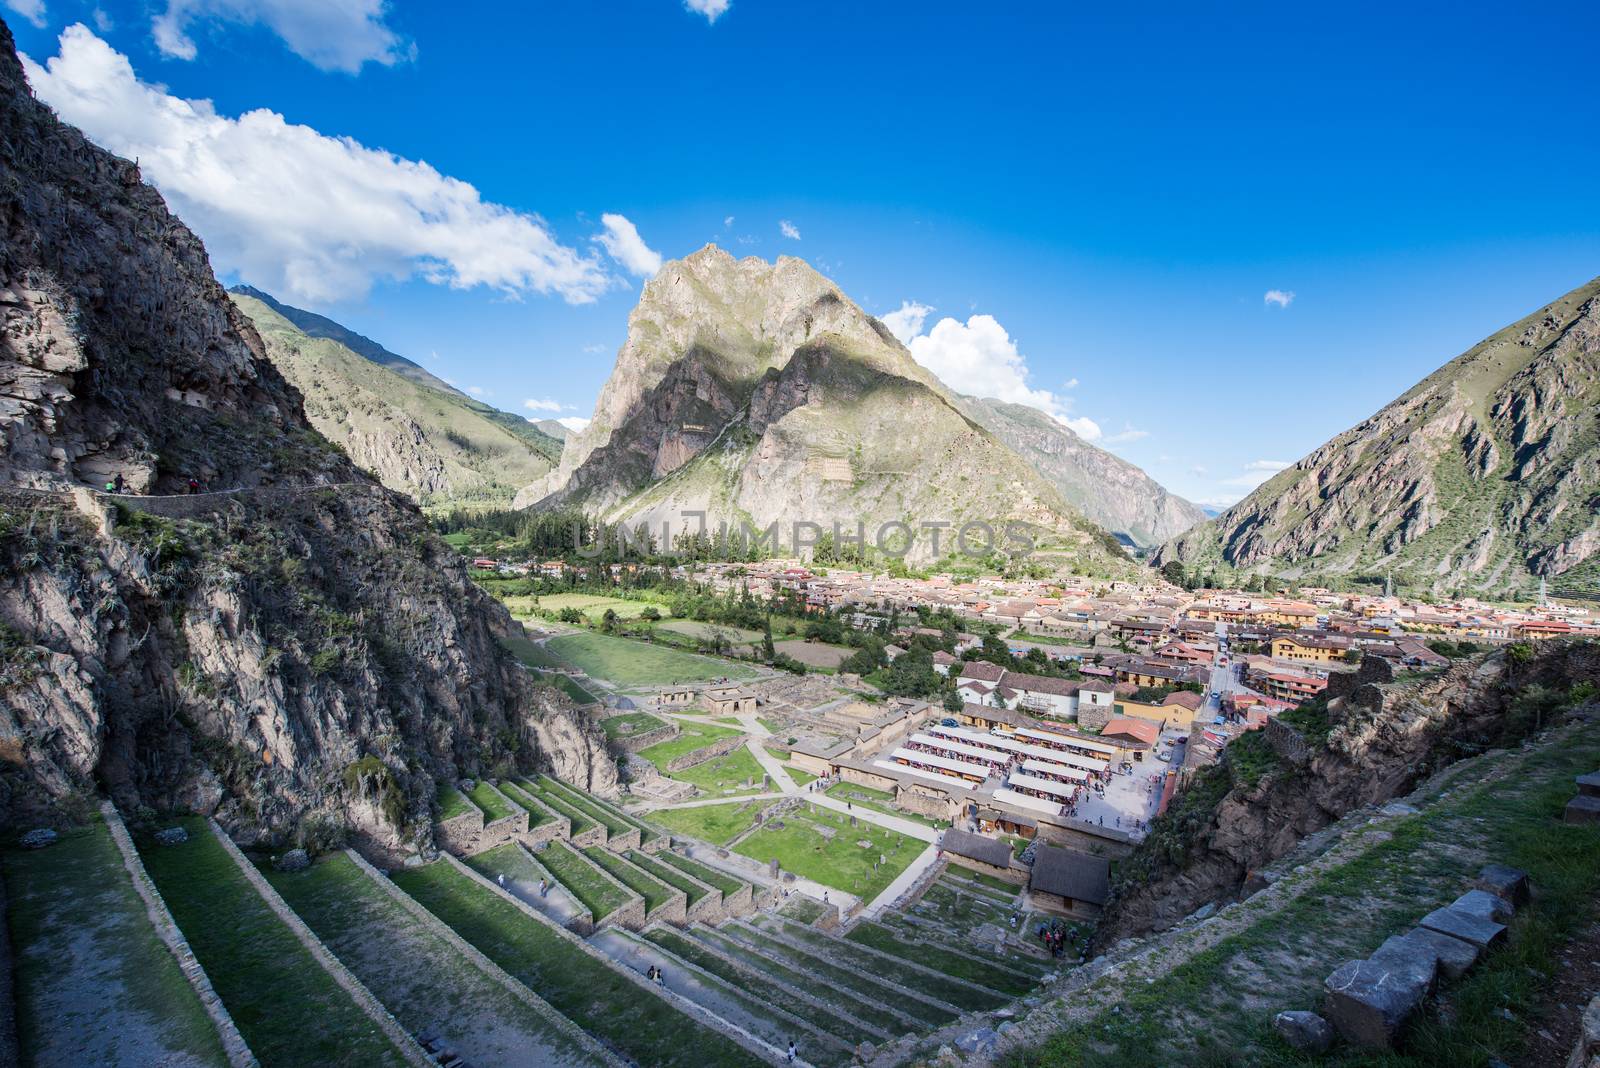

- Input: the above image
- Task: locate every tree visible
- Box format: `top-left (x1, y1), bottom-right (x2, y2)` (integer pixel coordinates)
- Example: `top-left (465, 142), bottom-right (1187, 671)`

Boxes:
top-left (943, 689), bottom-right (964, 713)
top-left (639, 605), bottom-right (661, 622)
top-left (1160, 560), bottom-right (1187, 588)
top-left (600, 608), bottom-right (619, 633)
top-left (762, 612), bottom-right (776, 661)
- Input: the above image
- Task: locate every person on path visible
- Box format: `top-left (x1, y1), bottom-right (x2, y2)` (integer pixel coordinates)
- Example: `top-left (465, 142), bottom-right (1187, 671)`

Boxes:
top-left (113, 473), bottom-right (125, 494)
top-left (187, 477), bottom-right (200, 494)
top-left (787, 1041), bottom-right (797, 1063)
top-left (497, 873), bottom-right (506, 888)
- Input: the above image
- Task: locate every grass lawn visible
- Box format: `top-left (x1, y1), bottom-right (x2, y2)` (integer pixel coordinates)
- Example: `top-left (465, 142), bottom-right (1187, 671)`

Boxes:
top-left (497, 634), bottom-right (563, 669)
top-left (667, 747), bottom-right (768, 797)
top-left (656, 619), bottom-right (764, 644)
top-left (734, 803), bottom-right (924, 900)
top-left (537, 593), bottom-right (671, 621)
top-left (266, 853), bottom-right (604, 1067)
top-left (846, 920), bottom-right (1038, 996)
top-left (649, 800), bottom-right (777, 846)
top-left (541, 672), bottom-right (600, 705)
top-left (467, 782), bottom-right (516, 824)
top-left (582, 848), bottom-right (675, 911)
top-left (437, 785), bottom-right (473, 821)
top-left (536, 777), bottom-right (635, 838)
top-left (772, 638), bottom-right (852, 670)
top-left (547, 631), bottom-right (755, 688)
top-left (496, 781), bottom-right (549, 827)
top-left (2, 818), bottom-right (227, 1068)
top-left (534, 841), bottom-right (632, 920)
top-left (786, 767), bottom-right (819, 788)
top-left (599, 711), bottom-right (667, 740)
top-left (656, 852), bottom-right (748, 899)
top-left (637, 720), bottom-right (742, 767)
top-left (137, 818), bottom-right (411, 1067)
top-left (390, 861), bottom-right (754, 1068)
top-left (626, 850), bottom-right (713, 904)
top-left (517, 780), bottom-right (595, 836)
top-left (826, 781), bottom-right (946, 828)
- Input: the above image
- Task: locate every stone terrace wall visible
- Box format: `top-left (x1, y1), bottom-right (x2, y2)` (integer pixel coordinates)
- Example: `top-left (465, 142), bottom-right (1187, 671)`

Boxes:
top-left (615, 721), bottom-right (680, 754)
top-left (515, 844), bottom-right (594, 935)
top-left (435, 807), bottom-right (483, 857)
top-left (665, 733), bottom-right (746, 773)
top-left (101, 804), bottom-right (258, 1068)
top-left (205, 821), bottom-right (433, 1068)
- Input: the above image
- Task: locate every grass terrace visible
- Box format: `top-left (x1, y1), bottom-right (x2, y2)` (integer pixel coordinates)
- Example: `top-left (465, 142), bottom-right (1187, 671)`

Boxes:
top-left (467, 782), bottom-right (517, 824)
top-left (625, 850), bottom-right (713, 904)
top-left (599, 711), bottom-right (667, 740)
top-left (547, 631), bottom-right (756, 688)
top-left (734, 802), bottom-right (923, 901)
top-left (390, 860), bottom-right (753, 1068)
top-left (649, 799), bottom-right (776, 846)
top-left (637, 720), bottom-right (743, 768)
top-left (2, 818), bottom-right (227, 1068)
top-left (667, 746), bottom-right (768, 797)
top-left (137, 817), bottom-right (412, 1066)
top-left (266, 852), bottom-right (605, 1067)
top-left (537, 777), bottom-right (636, 838)
top-left (657, 851), bottom-right (749, 899)
top-left (496, 780), bottom-right (550, 827)
top-left (517, 779), bottom-right (595, 836)
top-left (533, 841), bottom-right (632, 921)
top-left (847, 920), bottom-right (1039, 996)
top-left (582, 848), bottom-right (675, 912)
top-left (497, 633), bottom-right (563, 669)
top-left (436, 784), bottom-right (474, 822)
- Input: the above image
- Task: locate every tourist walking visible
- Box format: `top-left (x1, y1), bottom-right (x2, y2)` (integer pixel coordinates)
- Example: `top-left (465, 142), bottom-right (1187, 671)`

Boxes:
top-left (787, 1040), bottom-right (797, 1063)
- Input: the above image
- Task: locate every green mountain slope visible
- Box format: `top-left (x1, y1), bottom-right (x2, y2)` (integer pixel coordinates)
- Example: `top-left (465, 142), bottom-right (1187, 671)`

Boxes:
top-left (1157, 275), bottom-right (1600, 597)
top-left (231, 292), bottom-right (560, 508)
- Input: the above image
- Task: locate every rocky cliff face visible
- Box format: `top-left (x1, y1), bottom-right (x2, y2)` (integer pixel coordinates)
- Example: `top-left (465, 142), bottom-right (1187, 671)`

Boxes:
top-left (525, 246), bottom-right (1138, 574)
top-left (1096, 640), bottom-right (1598, 944)
top-left (958, 395), bottom-right (1206, 547)
top-left (1157, 277), bottom-right (1600, 597)
top-left (0, 20), bottom-right (610, 851)
top-left (231, 292), bottom-right (558, 509)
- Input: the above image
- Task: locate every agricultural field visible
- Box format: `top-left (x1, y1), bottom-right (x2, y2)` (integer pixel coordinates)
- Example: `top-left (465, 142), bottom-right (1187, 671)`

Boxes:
top-left (733, 803), bottom-right (924, 901)
top-left (598, 711), bottom-right (668, 740)
top-left (533, 593), bottom-right (670, 620)
top-left (656, 619), bottom-right (764, 644)
top-left (546, 631), bottom-right (756, 688)
top-left (647, 799), bottom-right (778, 846)
top-left (773, 638), bottom-right (853, 670)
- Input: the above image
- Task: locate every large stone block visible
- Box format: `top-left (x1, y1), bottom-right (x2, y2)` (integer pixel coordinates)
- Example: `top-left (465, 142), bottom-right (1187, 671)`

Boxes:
top-left (1273, 1010), bottom-right (1333, 1053)
top-left (1576, 770), bottom-right (1600, 798)
top-left (1401, 926), bottom-right (1481, 980)
top-left (1418, 906), bottom-right (1506, 950)
top-left (1474, 864), bottom-right (1529, 907)
top-left (1324, 938), bottom-right (1438, 1049)
top-left (1564, 795), bottom-right (1600, 825)
top-left (1452, 889), bottom-right (1514, 924)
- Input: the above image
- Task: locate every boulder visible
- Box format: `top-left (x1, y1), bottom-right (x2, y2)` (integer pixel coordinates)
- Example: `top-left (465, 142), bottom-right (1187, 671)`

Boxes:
top-left (953, 1028), bottom-right (998, 1056)
top-left (1474, 864), bottom-right (1529, 907)
top-left (1402, 926), bottom-right (1481, 980)
top-left (1273, 1010), bottom-right (1333, 1053)
top-left (1418, 906), bottom-right (1506, 950)
top-left (1452, 888), bottom-right (1514, 924)
top-left (274, 848), bottom-right (311, 872)
top-left (153, 826), bottom-right (189, 845)
top-left (1564, 795), bottom-right (1600, 825)
top-left (18, 828), bottom-right (57, 849)
top-left (1324, 937), bottom-right (1438, 1048)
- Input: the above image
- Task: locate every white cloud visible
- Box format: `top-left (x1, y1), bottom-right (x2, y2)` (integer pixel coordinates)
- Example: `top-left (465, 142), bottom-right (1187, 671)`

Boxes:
top-left (23, 27), bottom-right (613, 306)
top-left (1244, 459), bottom-right (1291, 472)
top-left (523, 398), bottom-right (563, 413)
top-left (685, 0), bottom-right (729, 23)
top-left (779, 219), bottom-right (801, 241)
top-left (5, 0), bottom-right (47, 28)
top-left (1220, 459), bottom-right (1292, 488)
top-left (151, 0), bottom-right (409, 73)
top-left (582, 343), bottom-right (607, 354)
top-left (466, 385), bottom-right (488, 397)
top-left (881, 300), bottom-right (934, 345)
top-left (1103, 425), bottom-right (1150, 445)
top-left (1194, 494), bottom-right (1244, 509)
top-left (1062, 377), bottom-right (1079, 389)
top-left (594, 213), bottom-right (662, 277)
top-left (1263, 289), bottom-right (1295, 308)
top-left (723, 215), bottom-right (734, 228)
top-left (556, 416), bottom-right (592, 432)
top-left (903, 313), bottom-right (1101, 441)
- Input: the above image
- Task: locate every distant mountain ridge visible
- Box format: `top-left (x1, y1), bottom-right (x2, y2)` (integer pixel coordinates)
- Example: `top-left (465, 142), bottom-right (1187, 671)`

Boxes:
top-left (231, 290), bottom-right (562, 508)
top-left (956, 395), bottom-right (1207, 547)
top-left (1157, 275), bottom-right (1600, 597)
top-left (523, 246), bottom-right (1151, 574)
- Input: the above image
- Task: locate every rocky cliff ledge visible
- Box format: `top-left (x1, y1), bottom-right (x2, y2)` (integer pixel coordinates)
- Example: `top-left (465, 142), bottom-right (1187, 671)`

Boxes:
top-left (0, 19), bottom-right (611, 854)
top-left (1096, 640), bottom-right (1599, 945)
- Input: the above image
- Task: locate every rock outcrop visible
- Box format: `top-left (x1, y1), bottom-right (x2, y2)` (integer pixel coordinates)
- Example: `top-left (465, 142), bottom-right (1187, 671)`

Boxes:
top-left (0, 19), bottom-right (608, 851)
top-left (1157, 276), bottom-right (1600, 597)
top-left (523, 246), bottom-right (1140, 575)
top-left (1096, 639), bottom-right (1598, 944)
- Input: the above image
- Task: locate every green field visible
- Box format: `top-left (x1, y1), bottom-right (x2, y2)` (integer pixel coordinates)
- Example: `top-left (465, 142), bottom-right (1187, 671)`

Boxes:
top-left (637, 720), bottom-right (742, 766)
top-left (468, 782), bottom-right (516, 823)
top-left (786, 767), bottom-right (819, 787)
top-left (514, 780), bottom-right (595, 836)
top-left (137, 818), bottom-right (411, 1067)
top-left (546, 631), bottom-right (756, 688)
top-left (648, 799), bottom-right (778, 846)
top-left (656, 619), bottom-right (764, 643)
top-left (497, 633), bottom-right (563, 669)
top-left (666, 746), bottom-right (768, 797)
top-left (2, 818), bottom-right (227, 1068)
top-left (534, 593), bottom-right (670, 620)
top-left (626, 850), bottom-right (714, 903)
top-left (437, 785), bottom-right (474, 821)
top-left (582, 848), bottom-right (675, 911)
top-left (734, 803), bottom-right (923, 900)
top-left (656, 851), bottom-right (748, 899)
top-left (826, 781), bottom-right (946, 828)
top-left (599, 711), bottom-right (667, 740)
top-left (390, 860), bottom-right (753, 1068)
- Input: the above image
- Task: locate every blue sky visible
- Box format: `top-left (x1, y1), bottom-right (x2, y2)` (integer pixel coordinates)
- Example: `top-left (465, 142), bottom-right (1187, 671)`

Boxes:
top-left (8, 1), bottom-right (1599, 508)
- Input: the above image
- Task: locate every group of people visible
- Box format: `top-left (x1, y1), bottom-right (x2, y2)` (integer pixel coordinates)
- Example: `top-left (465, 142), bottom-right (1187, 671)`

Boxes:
top-left (100, 474), bottom-right (205, 495)
top-left (1036, 918), bottom-right (1080, 959)
top-left (644, 964), bottom-right (666, 985)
